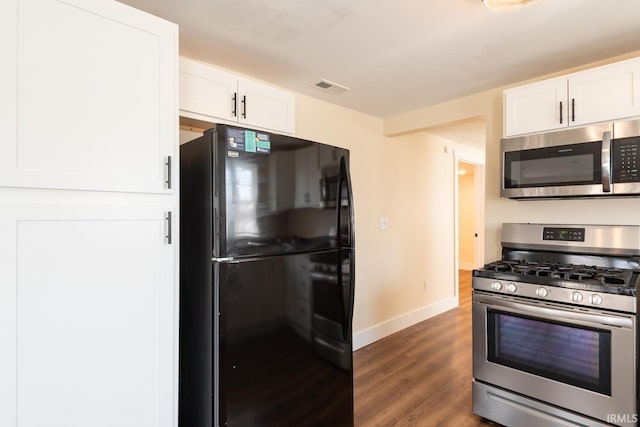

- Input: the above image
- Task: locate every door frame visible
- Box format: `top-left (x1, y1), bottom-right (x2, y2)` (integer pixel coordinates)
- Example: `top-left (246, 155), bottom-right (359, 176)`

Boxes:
top-left (453, 149), bottom-right (485, 298)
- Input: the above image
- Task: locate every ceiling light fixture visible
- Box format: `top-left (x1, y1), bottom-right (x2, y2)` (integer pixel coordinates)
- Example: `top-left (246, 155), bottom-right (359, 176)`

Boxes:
top-left (482, 0), bottom-right (541, 11)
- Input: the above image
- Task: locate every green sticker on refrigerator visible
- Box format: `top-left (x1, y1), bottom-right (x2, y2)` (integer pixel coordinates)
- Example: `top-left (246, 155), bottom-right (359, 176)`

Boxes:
top-left (226, 127), bottom-right (270, 154)
top-left (256, 132), bottom-right (271, 154)
top-left (244, 131), bottom-right (257, 152)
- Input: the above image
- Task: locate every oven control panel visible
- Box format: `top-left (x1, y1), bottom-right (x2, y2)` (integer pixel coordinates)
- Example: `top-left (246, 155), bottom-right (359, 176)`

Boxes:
top-left (542, 227), bottom-right (585, 242)
top-left (472, 277), bottom-right (636, 313)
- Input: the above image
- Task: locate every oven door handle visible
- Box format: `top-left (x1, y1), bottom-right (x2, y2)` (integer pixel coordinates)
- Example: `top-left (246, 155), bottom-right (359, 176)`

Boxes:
top-left (473, 293), bottom-right (633, 329)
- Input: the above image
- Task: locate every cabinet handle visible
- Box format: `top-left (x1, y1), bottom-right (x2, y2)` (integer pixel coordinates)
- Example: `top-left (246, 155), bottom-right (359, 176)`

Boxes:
top-left (241, 95), bottom-right (247, 119)
top-left (232, 93), bottom-right (237, 117)
top-left (571, 98), bottom-right (575, 122)
top-left (166, 211), bottom-right (173, 245)
top-left (165, 156), bottom-right (172, 189)
top-left (559, 101), bottom-right (563, 124)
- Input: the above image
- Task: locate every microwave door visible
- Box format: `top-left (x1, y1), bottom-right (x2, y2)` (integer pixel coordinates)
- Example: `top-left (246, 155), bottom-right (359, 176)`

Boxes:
top-left (501, 124), bottom-right (612, 199)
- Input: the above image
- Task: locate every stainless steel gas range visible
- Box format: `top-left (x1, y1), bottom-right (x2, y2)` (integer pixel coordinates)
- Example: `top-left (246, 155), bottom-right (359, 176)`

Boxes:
top-left (472, 223), bottom-right (639, 427)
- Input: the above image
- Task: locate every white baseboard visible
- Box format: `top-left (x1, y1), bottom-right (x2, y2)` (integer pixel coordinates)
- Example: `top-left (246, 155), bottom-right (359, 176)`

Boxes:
top-left (352, 296), bottom-right (459, 351)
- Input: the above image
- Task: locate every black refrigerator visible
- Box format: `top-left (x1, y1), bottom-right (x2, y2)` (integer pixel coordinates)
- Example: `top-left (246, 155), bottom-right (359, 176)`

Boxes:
top-left (179, 124), bottom-right (355, 427)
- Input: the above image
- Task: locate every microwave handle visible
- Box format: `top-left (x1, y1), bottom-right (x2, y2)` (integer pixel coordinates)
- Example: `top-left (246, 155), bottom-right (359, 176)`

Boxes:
top-left (602, 131), bottom-right (612, 193)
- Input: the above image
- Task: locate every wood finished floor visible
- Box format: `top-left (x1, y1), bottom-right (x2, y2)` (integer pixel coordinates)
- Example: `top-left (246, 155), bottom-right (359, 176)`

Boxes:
top-left (353, 270), bottom-right (490, 426)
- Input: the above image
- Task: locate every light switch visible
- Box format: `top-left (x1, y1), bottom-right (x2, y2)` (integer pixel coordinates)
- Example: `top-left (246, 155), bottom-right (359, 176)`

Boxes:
top-left (379, 217), bottom-right (389, 230)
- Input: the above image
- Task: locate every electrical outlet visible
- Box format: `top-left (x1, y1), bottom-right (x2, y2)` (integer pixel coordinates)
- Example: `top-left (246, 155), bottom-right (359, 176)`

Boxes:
top-left (423, 279), bottom-right (428, 291)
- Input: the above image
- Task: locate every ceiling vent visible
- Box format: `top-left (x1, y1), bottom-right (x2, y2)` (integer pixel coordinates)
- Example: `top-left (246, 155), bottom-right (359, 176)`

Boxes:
top-left (312, 79), bottom-right (350, 95)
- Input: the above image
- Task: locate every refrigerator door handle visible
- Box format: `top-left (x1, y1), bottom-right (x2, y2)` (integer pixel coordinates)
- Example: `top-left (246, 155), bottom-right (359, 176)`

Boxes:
top-left (336, 156), bottom-right (355, 248)
top-left (337, 250), bottom-right (355, 342)
top-left (212, 256), bottom-right (234, 263)
top-left (336, 156), bottom-right (355, 341)
top-left (337, 252), bottom-right (348, 341)
top-left (347, 251), bottom-right (355, 341)
top-left (336, 160), bottom-right (343, 247)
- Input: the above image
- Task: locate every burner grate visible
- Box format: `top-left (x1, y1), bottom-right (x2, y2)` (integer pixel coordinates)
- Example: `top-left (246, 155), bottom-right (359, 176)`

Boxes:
top-left (481, 260), bottom-right (634, 288)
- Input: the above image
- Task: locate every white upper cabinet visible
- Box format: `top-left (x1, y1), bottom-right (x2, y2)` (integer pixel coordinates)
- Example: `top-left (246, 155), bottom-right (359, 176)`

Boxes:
top-left (569, 59), bottom-right (640, 126)
top-left (504, 57), bottom-right (640, 137)
top-left (504, 77), bottom-right (568, 136)
top-left (179, 57), bottom-right (296, 135)
top-left (237, 77), bottom-right (296, 134)
top-left (0, 0), bottom-right (178, 193)
top-left (179, 58), bottom-right (237, 122)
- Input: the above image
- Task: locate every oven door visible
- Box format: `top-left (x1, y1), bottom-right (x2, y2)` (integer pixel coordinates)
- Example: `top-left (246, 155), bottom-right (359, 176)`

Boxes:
top-left (473, 291), bottom-right (636, 425)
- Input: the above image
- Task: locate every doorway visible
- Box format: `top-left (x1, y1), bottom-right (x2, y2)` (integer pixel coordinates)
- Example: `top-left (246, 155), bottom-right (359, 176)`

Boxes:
top-left (454, 151), bottom-right (485, 293)
top-left (454, 155), bottom-right (485, 302)
top-left (426, 118), bottom-right (486, 302)
top-left (458, 161), bottom-right (478, 271)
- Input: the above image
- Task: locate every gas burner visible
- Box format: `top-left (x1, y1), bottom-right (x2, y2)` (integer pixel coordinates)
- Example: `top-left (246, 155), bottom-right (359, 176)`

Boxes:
top-left (569, 272), bottom-right (593, 281)
top-left (478, 259), bottom-right (638, 294)
top-left (597, 273), bottom-right (629, 285)
top-left (512, 266), bottom-right (530, 275)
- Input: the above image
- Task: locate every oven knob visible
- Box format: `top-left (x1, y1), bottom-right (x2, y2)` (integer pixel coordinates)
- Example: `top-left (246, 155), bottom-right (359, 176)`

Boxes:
top-left (571, 291), bottom-right (583, 302)
top-left (505, 283), bottom-right (517, 293)
top-left (535, 287), bottom-right (548, 297)
top-left (589, 294), bottom-right (603, 305)
top-left (491, 281), bottom-right (502, 291)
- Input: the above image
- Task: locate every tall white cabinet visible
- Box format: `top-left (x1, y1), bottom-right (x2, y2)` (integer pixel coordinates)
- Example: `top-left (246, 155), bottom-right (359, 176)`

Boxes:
top-left (0, 1), bottom-right (179, 427)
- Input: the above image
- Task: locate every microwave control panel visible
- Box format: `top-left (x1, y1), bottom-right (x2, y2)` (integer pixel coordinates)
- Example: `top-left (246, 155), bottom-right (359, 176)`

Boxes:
top-left (613, 137), bottom-right (640, 183)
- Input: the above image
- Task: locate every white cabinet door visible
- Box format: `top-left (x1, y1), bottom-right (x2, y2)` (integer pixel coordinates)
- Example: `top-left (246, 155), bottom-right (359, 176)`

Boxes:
top-left (569, 58), bottom-right (640, 126)
top-left (0, 0), bottom-right (177, 194)
top-left (178, 57), bottom-right (296, 135)
top-left (0, 202), bottom-right (176, 427)
top-left (239, 78), bottom-right (296, 134)
top-left (179, 57), bottom-right (237, 123)
top-left (504, 77), bottom-right (568, 136)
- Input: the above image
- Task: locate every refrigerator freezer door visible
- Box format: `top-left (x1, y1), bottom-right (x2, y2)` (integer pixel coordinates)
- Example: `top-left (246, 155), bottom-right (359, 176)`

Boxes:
top-left (218, 251), bottom-right (354, 426)
top-left (214, 125), bottom-right (351, 258)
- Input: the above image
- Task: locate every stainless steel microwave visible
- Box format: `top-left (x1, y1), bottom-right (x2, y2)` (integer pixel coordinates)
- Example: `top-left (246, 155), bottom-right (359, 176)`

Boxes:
top-left (501, 119), bottom-right (640, 199)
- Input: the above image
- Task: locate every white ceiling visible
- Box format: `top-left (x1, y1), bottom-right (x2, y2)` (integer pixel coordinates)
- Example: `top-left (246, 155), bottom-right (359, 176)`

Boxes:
top-left (118, 0), bottom-right (640, 119)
